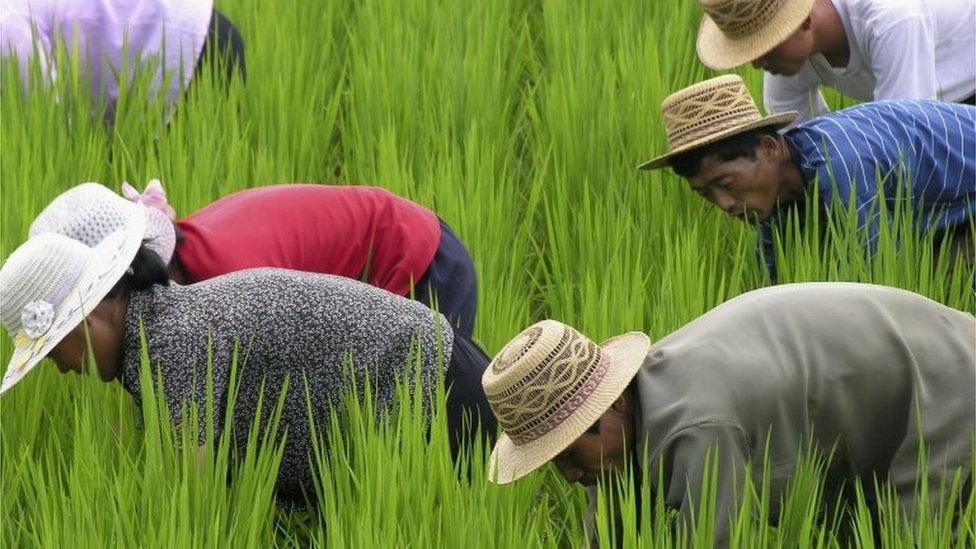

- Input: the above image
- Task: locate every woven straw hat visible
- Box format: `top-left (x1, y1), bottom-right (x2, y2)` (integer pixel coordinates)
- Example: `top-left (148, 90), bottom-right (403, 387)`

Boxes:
top-left (29, 182), bottom-right (176, 264)
top-left (483, 320), bottom-right (650, 484)
top-left (0, 208), bottom-right (146, 395)
top-left (696, 0), bottom-right (814, 70)
top-left (637, 75), bottom-right (798, 170)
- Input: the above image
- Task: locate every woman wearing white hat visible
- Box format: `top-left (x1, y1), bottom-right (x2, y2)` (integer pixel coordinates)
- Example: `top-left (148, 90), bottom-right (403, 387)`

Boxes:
top-left (2, 208), bottom-right (496, 509)
top-left (483, 284), bottom-right (974, 544)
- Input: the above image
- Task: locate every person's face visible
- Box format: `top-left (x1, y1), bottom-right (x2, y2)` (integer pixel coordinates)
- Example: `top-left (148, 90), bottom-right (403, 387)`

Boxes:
top-left (686, 136), bottom-right (787, 224)
top-left (751, 19), bottom-right (814, 76)
top-left (552, 392), bottom-right (634, 487)
top-left (46, 302), bottom-right (123, 382)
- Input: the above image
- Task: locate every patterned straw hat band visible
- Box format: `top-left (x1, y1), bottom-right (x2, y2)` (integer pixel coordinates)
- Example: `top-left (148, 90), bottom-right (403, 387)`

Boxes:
top-left (668, 108), bottom-right (760, 149)
top-left (703, 0), bottom-right (791, 39)
top-left (508, 354), bottom-right (610, 445)
top-left (491, 340), bottom-right (599, 442)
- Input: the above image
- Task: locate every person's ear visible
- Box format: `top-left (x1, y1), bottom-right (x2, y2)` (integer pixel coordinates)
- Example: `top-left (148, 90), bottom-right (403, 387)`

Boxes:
top-left (757, 134), bottom-right (782, 160)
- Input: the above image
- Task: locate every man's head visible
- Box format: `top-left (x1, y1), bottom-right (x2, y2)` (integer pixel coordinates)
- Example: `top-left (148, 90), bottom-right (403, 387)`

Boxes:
top-left (552, 389), bottom-right (635, 486)
top-left (638, 76), bottom-right (804, 221)
top-left (751, 16), bottom-right (815, 76)
top-left (481, 320), bottom-right (651, 485)
top-left (668, 127), bottom-right (800, 224)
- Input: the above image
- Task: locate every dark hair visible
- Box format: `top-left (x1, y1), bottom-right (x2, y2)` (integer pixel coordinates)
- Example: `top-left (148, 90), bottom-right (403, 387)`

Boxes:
top-left (667, 127), bottom-right (781, 179)
top-left (106, 242), bottom-right (170, 300)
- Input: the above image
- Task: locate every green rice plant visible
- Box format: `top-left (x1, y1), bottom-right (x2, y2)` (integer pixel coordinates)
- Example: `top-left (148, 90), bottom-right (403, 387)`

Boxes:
top-left (2, 0), bottom-right (974, 546)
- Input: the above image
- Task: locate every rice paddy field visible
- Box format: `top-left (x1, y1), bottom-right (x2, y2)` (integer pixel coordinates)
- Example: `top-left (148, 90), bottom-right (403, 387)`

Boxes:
top-left (1, 1), bottom-right (973, 547)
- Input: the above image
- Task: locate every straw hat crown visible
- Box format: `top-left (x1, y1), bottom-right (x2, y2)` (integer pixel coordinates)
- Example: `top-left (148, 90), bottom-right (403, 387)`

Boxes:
top-left (637, 75), bottom-right (798, 170)
top-left (483, 320), bottom-right (610, 446)
top-left (662, 75), bottom-right (762, 152)
top-left (29, 182), bottom-right (176, 263)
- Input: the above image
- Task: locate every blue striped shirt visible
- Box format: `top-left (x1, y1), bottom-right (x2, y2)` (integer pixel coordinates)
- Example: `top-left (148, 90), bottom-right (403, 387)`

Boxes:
top-left (760, 100), bottom-right (975, 279)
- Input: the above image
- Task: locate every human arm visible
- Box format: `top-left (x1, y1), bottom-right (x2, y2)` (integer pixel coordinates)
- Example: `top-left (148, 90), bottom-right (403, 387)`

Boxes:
top-left (657, 424), bottom-right (751, 548)
top-left (763, 72), bottom-right (829, 124)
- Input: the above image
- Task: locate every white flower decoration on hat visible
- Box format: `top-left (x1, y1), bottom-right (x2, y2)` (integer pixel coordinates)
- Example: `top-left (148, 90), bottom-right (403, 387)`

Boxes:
top-left (21, 300), bottom-right (55, 339)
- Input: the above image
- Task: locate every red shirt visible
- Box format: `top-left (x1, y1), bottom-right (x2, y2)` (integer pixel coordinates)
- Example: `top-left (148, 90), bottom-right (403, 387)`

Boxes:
top-left (174, 184), bottom-right (441, 296)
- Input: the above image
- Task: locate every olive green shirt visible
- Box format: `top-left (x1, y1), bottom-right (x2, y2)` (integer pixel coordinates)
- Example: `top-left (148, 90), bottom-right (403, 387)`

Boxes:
top-left (588, 283), bottom-right (975, 545)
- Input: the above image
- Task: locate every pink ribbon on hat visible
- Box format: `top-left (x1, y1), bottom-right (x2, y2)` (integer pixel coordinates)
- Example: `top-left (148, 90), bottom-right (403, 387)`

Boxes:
top-left (121, 179), bottom-right (176, 220)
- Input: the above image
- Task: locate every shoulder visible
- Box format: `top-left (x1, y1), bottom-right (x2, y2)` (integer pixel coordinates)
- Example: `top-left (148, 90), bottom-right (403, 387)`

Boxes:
top-left (843, 0), bottom-right (926, 24)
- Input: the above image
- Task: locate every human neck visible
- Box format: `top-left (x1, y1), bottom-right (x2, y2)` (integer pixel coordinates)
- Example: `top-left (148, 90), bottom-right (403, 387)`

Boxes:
top-left (810, 0), bottom-right (850, 67)
top-left (777, 145), bottom-right (807, 207)
top-left (88, 298), bottom-right (128, 381)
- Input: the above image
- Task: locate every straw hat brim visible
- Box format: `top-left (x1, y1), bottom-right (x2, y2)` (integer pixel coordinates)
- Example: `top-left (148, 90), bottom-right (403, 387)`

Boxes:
top-left (486, 331), bottom-right (651, 485)
top-left (636, 111), bottom-right (799, 171)
top-left (696, 0), bottom-right (814, 70)
top-left (0, 210), bottom-right (146, 395)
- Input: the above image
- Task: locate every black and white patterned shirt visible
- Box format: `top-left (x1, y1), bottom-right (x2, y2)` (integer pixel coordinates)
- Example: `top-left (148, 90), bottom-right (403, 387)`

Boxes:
top-left (120, 268), bottom-right (454, 506)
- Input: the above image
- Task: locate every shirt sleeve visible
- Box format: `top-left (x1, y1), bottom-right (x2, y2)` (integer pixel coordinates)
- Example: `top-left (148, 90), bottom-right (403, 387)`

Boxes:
top-left (583, 486), bottom-right (598, 549)
top-left (756, 224), bottom-right (778, 283)
top-left (865, 15), bottom-right (939, 101)
top-left (657, 423), bottom-right (750, 547)
top-left (763, 71), bottom-right (829, 123)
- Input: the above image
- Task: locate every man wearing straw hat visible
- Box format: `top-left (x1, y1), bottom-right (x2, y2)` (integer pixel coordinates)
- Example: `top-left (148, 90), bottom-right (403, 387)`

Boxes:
top-left (695, 0), bottom-right (976, 122)
top-left (483, 283), bottom-right (974, 545)
top-left (638, 75), bottom-right (975, 280)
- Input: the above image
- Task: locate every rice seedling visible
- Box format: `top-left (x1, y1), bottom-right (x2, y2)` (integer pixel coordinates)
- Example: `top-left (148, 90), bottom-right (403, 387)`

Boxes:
top-left (2, 0), bottom-right (972, 547)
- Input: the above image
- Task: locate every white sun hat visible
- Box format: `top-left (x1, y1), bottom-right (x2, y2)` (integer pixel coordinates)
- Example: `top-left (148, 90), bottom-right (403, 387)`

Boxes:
top-left (29, 181), bottom-right (176, 264)
top-left (482, 320), bottom-right (651, 484)
top-left (0, 207), bottom-right (146, 395)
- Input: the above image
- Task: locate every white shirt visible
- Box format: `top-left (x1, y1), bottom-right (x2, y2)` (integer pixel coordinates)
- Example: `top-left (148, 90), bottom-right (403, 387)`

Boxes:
top-left (1, 0), bottom-right (213, 116)
top-left (764, 0), bottom-right (976, 121)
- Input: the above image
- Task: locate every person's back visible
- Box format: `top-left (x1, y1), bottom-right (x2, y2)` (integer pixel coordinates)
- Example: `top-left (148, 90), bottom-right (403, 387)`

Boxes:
top-left (783, 100), bottom-right (974, 229)
top-left (174, 184), bottom-right (442, 297)
top-left (1, 0), bottom-right (212, 115)
top-left (756, 100), bottom-right (975, 277)
top-left (119, 267), bottom-right (454, 506)
top-left (637, 283), bottom-right (975, 526)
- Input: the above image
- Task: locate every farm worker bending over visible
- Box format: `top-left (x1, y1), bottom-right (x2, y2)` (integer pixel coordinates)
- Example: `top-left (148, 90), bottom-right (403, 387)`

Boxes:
top-left (482, 283), bottom-right (974, 546)
top-left (638, 75), bottom-right (975, 281)
top-left (0, 208), bottom-right (496, 509)
top-left (0, 0), bottom-right (245, 120)
top-left (29, 181), bottom-right (479, 337)
top-left (694, 0), bottom-right (976, 122)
